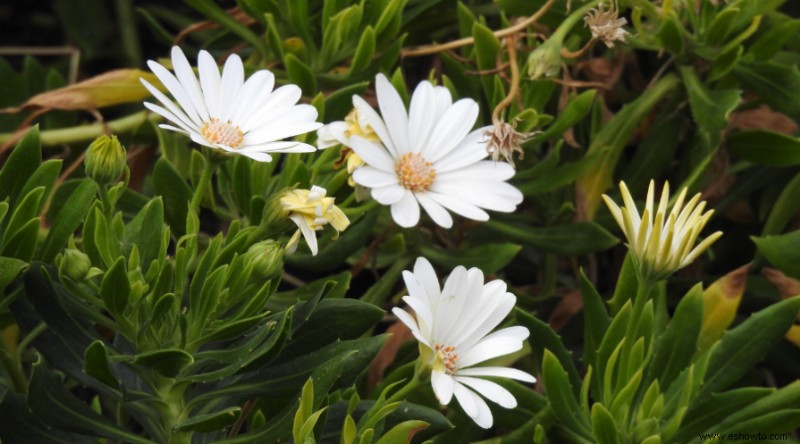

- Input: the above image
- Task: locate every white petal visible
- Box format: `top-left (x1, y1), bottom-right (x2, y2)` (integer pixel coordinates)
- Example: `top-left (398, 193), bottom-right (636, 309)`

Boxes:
top-left (246, 121), bottom-right (322, 145)
top-left (376, 73), bottom-right (410, 154)
top-left (427, 192), bottom-right (490, 222)
top-left (141, 78), bottom-right (201, 132)
top-left (391, 307), bottom-right (431, 348)
top-left (229, 70), bottom-right (275, 125)
top-left (431, 371), bottom-right (455, 405)
top-left (407, 81), bottom-right (437, 153)
top-left (316, 121), bottom-right (349, 148)
top-left (434, 127), bottom-right (492, 173)
top-left (416, 192), bottom-right (453, 228)
top-left (236, 150), bottom-right (273, 163)
top-left (350, 136), bottom-right (396, 173)
top-left (453, 383), bottom-right (493, 429)
top-left (157, 124), bottom-right (188, 134)
top-left (219, 54), bottom-right (245, 121)
top-left (198, 50), bottom-right (222, 117)
top-left (143, 101), bottom-right (197, 134)
top-left (353, 95), bottom-right (398, 157)
top-left (370, 185), bottom-right (406, 205)
top-left (170, 46), bottom-right (210, 122)
top-left (458, 336), bottom-right (525, 368)
top-left (456, 366), bottom-right (537, 383)
top-left (290, 214), bottom-right (318, 255)
top-left (432, 86), bottom-right (453, 121)
top-left (241, 84), bottom-right (301, 132)
top-left (400, 293), bottom-right (433, 334)
top-left (438, 160), bottom-right (517, 182)
top-left (147, 59), bottom-right (204, 127)
top-left (352, 166), bottom-right (398, 188)
top-left (425, 99), bottom-right (479, 162)
top-left (455, 376), bottom-right (516, 408)
top-left (413, 257), bottom-right (441, 308)
top-left (391, 191), bottom-right (420, 228)
top-left (240, 142), bottom-right (316, 154)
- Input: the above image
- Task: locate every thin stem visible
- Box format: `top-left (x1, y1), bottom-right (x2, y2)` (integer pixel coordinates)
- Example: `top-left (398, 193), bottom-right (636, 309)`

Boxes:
top-left (561, 38), bottom-right (597, 59)
top-left (401, 0), bottom-right (558, 57)
top-left (0, 111), bottom-right (158, 146)
top-left (491, 36), bottom-right (522, 125)
top-left (190, 154), bottom-right (217, 217)
top-left (384, 366), bottom-right (428, 405)
top-left (98, 184), bottom-right (113, 216)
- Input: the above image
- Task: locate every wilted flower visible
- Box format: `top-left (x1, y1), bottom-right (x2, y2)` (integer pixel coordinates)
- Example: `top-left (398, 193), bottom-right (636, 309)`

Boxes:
top-left (85, 135), bottom-right (126, 185)
top-left (141, 46), bottom-right (322, 162)
top-left (484, 120), bottom-right (536, 167)
top-left (348, 74), bottom-right (523, 228)
top-left (602, 180), bottom-right (723, 282)
top-left (318, 106), bottom-right (379, 186)
top-left (392, 257), bottom-right (536, 429)
top-left (584, 2), bottom-right (629, 48)
top-left (279, 186), bottom-right (349, 256)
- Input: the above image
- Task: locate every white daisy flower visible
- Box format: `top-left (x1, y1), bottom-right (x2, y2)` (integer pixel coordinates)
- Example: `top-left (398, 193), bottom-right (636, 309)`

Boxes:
top-left (392, 257), bottom-right (536, 429)
top-left (141, 46), bottom-right (323, 162)
top-left (348, 74), bottom-right (523, 228)
top-left (602, 180), bottom-right (723, 281)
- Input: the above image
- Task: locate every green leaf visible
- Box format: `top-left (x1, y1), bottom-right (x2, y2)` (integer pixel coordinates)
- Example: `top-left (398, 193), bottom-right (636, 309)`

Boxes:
top-left (0, 127), bottom-right (41, 205)
top-left (100, 257), bottom-right (130, 320)
top-left (647, 284), bottom-right (703, 392)
top-left (374, 420), bottom-right (428, 444)
top-left (27, 363), bottom-right (150, 443)
top-left (285, 53), bottom-right (317, 95)
top-left (733, 61), bottom-right (800, 116)
top-left (360, 257), bottom-right (412, 306)
top-left (19, 159), bottom-right (61, 206)
top-left (745, 19), bottom-right (800, 61)
top-left (153, 157), bottom-right (192, 233)
top-left (122, 197), bottom-right (165, 273)
top-left (761, 171), bottom-right (800, 236)
top-left (591, 403), bottom-right (619, 444)
top-left (0, 392), bottom-right (96, 444)
top-left (286, 210), bottom-right (378, 272)
top-left (578, 270), bottom-right (609, 386)
top-left (680, 66), bottom-right (740, 147)
top-left (518, 149), bottom-right (608, 196)
top-left (656, 14), bottom-right (684, 53)
top-left (531, 89), bottom-right (596, 143)
top-left (184, 0), bottom-right (269, 58)
top-left (420, 243), bottom-right (521, 275)
top-left (83, 340), bottom-right (121, 391)
top-left (669, 387), bottom-right (772, 443)
top-left (40, 180), bottom-right (97, 262)
top-left (727, 130), bottom-right (800, 166)
top-left (516, 308), bottom-right (581, 396)
top-left (175, 406), bottom-right (241, 433)
top-left (753, 231), bottom-right (800, 279)
top-left (702, 7), bottom-right (739, 46)
top-left (348, 26), bottom-right (376, 75)
top-left (698, 296), bottom-right (800, 399)
top-left (4, 187), bottom-right (44, 243)
top-left (0, 256), bottom-right (27, 293)
top-left (484, 220), bottom-right (618, 255)
top-left (133, 348), bottom-right (194, 378)
top-left (541, 350), bottom-right (592, 440)
top-left (472, 22), bottom-right (501, 106)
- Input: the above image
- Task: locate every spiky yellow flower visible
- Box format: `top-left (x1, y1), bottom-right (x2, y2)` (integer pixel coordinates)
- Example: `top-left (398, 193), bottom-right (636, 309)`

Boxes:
top-left (602, 180), bottom-right (723, 282)
top-left (280, 186), bottom-right (350, 256)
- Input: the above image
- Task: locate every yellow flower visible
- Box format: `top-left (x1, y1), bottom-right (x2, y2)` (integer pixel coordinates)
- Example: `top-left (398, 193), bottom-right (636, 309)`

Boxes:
top-left (602, 180), bottom-right (723, 282)
top-left (280, 186), bottom-right (350, 255)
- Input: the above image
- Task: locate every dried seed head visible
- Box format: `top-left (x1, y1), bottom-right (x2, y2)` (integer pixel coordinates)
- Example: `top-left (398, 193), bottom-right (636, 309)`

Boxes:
top-left (484, 120), bottom-right (537, 167)
top-left (584, 2), bottom-right (630, 48)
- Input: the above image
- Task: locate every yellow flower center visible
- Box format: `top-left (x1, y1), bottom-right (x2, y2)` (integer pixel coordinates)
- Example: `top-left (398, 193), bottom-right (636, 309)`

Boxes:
top-left (434, 344), bottom-right (458, 375)
top-left (396, 152), bottom-right (436, 192)
top-left (201, 118), bottom-right (244, 148)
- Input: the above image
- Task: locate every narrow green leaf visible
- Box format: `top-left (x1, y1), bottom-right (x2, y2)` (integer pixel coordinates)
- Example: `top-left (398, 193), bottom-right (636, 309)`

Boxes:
top-left (484, 220), bottom-right (618, 255)
top-left (374, 420), bottom-right (428, 444)
top-left (0, 126), bottom-right (41, 205)
top-left (348, 26), bottom-right (376, 75)
top-left (0, 256), bottom-right (27, 293)
top-left (591, 403), bottom-right (620, 444)
top-left (727, 130), bottom-right (800, 166)
top-left (83, 340), bottom-right (121, 390)
top-left (285, 53), bottom-right (317, 95)
top-left (175, 407), bottom-right (241, 432)
top-left (516, 309), bottom-right (581, 396)
top-left (40, 180), bottom-right (97, 262)
top-left (531, 90), bottom-right (596, 143)
top-left (133, 348), bottom-right (194, 378)
top-left (420, 243), bottom-right (520, 275)
top-left (184, 0), bottom-right (268, 58)
top-left (752, 231), bottom-right (800, 279)
top-left (541, 350), bottom-right (592, 439)
top-left (100, 257), bottom-right (130, 319)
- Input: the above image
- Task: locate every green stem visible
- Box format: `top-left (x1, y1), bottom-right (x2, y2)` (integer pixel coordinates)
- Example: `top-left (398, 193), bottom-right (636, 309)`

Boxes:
top-left (385, 364), bottom-right (429, 405)
top-left (98, 184), bottom-right (113, 216)
top-left (156, 377), bottom-right (191, 444)
top-left (0, 327), bottom-right (27, 394)
top-left (0, 111), bottom-right (158, 146)
top-left (190, 154), bottom-right (217, 217)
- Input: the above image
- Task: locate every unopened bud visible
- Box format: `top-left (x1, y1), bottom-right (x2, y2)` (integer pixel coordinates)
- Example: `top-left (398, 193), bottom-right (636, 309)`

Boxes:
top-left (85, 135), bottom-right (126, 185)
top-left (244, 240), bottom-right (284, 279)
top-left (58, 249), bottom-right (92, 281)
top-left (527, 40), bottom-right (562, 80)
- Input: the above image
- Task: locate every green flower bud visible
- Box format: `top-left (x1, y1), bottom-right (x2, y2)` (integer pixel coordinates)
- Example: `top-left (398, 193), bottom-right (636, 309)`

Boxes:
top-left (85, 135), bottom-right (126, 185)
top-left (527, 40), bottom-right (562, 80)
top-left (58, 249), bottom-right (92, 281)
top-left (244, 240), bottom-right (284, 280)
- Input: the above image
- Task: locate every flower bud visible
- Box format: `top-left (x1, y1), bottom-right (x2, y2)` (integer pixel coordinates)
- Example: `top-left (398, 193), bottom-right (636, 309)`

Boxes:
top-left (58, 249), bottom-right (92, 281)
top-left (85, 135), bottom-right (126, 185)
top-left (527, 40), bottom-right (562, 80)
top-left (244, 240), bottom-right (284, 280)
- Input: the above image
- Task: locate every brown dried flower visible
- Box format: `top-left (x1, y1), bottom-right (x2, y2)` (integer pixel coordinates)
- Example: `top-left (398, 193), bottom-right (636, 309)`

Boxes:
top-left (484, 120), bottom-right (537, 167)
top-left (584, 2), bottom-right (629, 48)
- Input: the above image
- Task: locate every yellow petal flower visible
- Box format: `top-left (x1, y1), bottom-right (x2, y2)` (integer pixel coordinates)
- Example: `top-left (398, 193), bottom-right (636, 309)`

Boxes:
top-left (279, 186), bottom-right (350, 255)
top-left (603, 180), bottom-right (723, 282)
